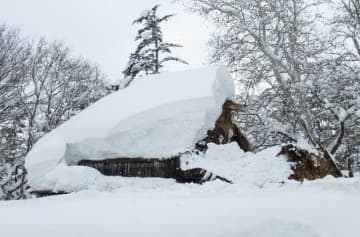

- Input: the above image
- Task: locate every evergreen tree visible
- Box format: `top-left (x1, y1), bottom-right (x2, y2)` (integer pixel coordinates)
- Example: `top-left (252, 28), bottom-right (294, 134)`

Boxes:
top-left (122, 5), bottom-right (188, 87)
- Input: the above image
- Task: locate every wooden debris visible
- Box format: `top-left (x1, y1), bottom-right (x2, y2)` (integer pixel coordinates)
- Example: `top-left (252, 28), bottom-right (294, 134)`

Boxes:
top-left (195, 100), bottom-right (252, 152)
top-left (278, 144), bottom-right (342, 181)
top-left (78, 157), bottom-right (232, 184)
top-left (30, 190), bottom-right (69, 198)
top-left (79, 157), bottom-right (180, 178)
top-left (176, 168), bottom-right (233, 184)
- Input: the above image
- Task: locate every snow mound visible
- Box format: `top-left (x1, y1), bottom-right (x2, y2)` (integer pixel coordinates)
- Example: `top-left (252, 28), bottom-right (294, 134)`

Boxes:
top-left (182, 143), bottom-right (292, 187)
top-left (25, 67), bottom-right (234, 185)
top-left (39, 163), bottom-right (103, 192)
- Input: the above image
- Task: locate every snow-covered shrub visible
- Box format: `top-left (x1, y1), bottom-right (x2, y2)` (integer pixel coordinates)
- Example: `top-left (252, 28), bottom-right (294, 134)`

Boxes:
top-left (0, 163), bottom-right (29, 200)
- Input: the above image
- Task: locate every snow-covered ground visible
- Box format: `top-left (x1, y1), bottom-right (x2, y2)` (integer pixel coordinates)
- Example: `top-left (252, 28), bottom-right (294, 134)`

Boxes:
top-left (0, 176), bottom-right (359, 237)
top-left (3, 142), bottom-right (359, 237)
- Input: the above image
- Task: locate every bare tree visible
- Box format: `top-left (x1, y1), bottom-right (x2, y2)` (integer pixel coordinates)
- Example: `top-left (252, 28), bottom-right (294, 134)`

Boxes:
top-left (0, 25), bottom-right (29, 164)
top-left (330, 0), bottom-right (360, 168)
top-left (16, 39), bottom-right (109, 152)
top-left (16, 39), bottom-right (58, 152)
top-left (185, 0), bottom-right (360, 164)
top-left (0, 25), bottom-right (30, 123)
top-left (0, 24), bottom-right (109, 199)
top-left (332, 0), bottom-right (360, 57)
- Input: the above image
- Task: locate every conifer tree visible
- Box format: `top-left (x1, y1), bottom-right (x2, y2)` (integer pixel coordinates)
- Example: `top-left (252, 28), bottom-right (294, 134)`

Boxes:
top-left (122, 5), bottom-right (187, 87)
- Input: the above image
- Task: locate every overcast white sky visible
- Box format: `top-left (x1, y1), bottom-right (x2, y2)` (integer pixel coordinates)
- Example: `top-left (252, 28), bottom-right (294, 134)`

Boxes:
top-left (0, 0), bottom-right (212, 81)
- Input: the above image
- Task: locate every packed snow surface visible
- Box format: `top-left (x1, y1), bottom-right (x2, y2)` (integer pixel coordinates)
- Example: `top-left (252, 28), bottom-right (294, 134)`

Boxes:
top-left (8, 141), bottom-right (360, 237)
top-left (25, 67), bottom-right (234, 185)
top-left (1, 175), bottom-right (359, 237)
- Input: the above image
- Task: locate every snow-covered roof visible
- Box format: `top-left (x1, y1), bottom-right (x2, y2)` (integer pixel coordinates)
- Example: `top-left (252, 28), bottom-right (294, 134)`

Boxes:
top-left (25, 67), bottom-right (234, 183)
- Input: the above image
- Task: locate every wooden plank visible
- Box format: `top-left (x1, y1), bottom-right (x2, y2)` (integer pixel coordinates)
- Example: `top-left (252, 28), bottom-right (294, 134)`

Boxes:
top-left (78, 157), bottom-right (181, 178)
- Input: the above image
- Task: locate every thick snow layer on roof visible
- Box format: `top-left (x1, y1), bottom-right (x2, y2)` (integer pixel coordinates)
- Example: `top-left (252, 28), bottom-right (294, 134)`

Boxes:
top-left (64, 98), bottom-right (217, 165)
top-left (25, 67), bottom-right (234, 182)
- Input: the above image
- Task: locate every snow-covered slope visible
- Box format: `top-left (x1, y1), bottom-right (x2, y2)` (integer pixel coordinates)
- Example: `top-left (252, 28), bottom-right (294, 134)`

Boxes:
top-left (25, 67), bottom-right (234, 186)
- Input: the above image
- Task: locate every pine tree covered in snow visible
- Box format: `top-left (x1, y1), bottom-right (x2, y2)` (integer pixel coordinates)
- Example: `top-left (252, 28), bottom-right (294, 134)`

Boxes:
top-left (122, 5), bottom-right (188, 87)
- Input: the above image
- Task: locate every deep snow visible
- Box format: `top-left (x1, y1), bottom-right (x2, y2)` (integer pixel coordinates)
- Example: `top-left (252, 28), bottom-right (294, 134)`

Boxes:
top-left (0, 176), bottom-right (359, 237)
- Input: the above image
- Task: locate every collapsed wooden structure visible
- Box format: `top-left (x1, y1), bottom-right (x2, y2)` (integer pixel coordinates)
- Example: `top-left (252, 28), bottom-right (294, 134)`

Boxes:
top-left (76, 100), bottom-right (247, 184)
top-left (79, 157), bottom-right (180, 178)
top-left (48, 97), bottom-right (346, 187)
top-left (195, 100), bottom-right (252, 152)
top-left (76, 99), bottom-right (344, 184)
top-left (278, 144), bottom-right (342, 181)
top-left (78, 156), bottom-right (232, 184)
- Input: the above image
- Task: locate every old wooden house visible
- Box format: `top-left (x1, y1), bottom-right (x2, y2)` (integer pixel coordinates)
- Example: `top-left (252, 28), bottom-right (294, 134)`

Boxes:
top-left (25, 67), bottom-right (249, 187)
